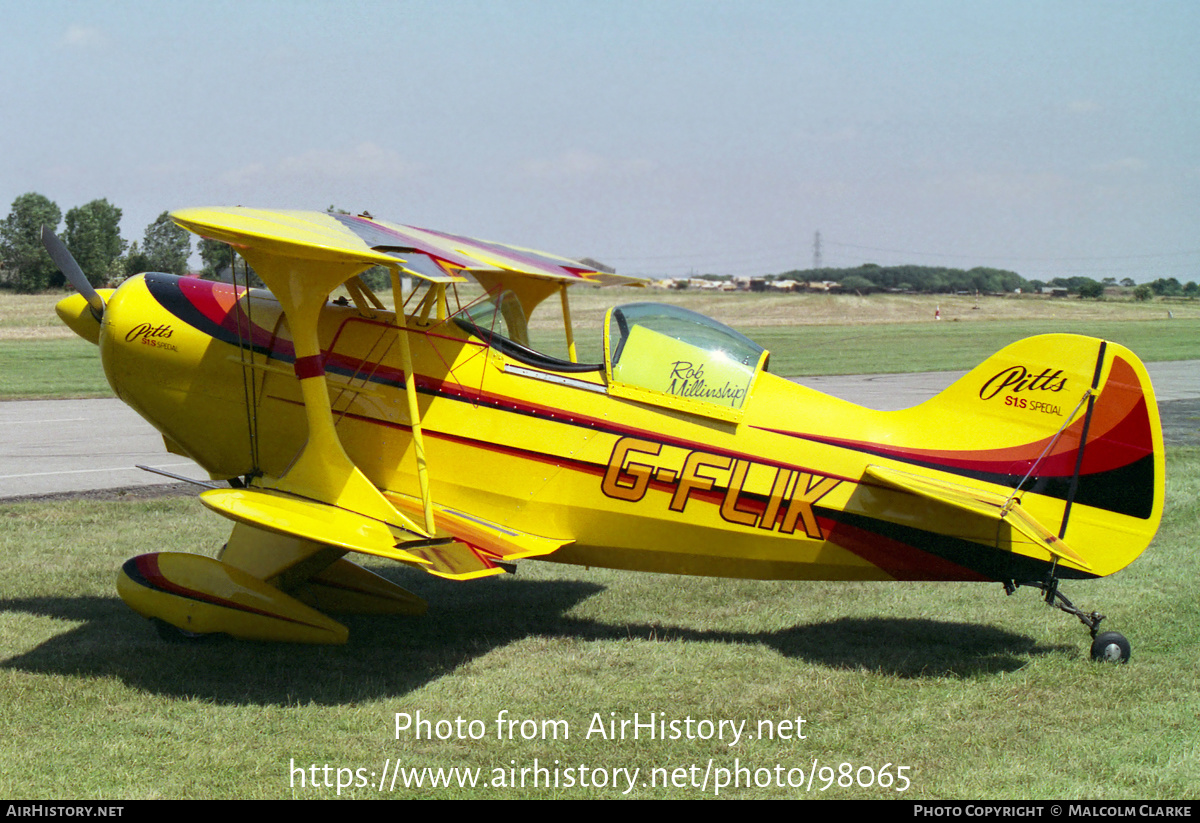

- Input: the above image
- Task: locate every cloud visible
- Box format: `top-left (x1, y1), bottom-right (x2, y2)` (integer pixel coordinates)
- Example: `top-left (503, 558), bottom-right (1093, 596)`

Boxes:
top-left (278, 142), bottom-right (412, 178)
top-left (521, 149), bottom-right (653, 181)
top-left (218, 163), bottom-right (268, 188)
top-left (927, 170), bottom-right (1071, 202)
top-left (1092, 157), bottom-right (1147, 174)
top-left (794, 126), bottom-right (860, 144)
top-left (1067, 100), bottom-right (1101, 114)
top-left (219, 142), bottom-right (414, 187)
top-left (61, 25), bottom-right (106, 48)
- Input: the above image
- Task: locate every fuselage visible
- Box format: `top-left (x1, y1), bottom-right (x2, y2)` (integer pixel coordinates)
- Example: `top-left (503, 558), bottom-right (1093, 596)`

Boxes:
top-left (83, 272), bottom-right (1161, 583)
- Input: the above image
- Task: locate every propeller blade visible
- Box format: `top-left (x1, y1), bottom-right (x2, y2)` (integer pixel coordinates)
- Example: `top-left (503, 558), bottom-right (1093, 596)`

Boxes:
top-left (41, 225), bottom-right (105, 317)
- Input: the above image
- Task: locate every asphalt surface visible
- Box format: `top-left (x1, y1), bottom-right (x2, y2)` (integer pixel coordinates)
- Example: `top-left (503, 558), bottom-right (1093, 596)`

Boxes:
top-left (0, 399), bottom-right (205, 500)
top-left (1, 361), bottom-right (1197, 501)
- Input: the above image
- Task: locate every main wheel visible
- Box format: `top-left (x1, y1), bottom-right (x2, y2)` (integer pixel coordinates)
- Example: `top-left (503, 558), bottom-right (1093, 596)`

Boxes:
top-left (152, 618), bottom-right (207, 643)
top-left (1090, 631), bottom-right (1131, 663)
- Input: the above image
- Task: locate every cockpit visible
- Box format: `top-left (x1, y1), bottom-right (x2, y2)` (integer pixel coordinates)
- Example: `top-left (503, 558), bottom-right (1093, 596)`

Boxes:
top-left (454, 289), bottom-right (604, 374)
top-left (604, 302), bottom-right (767, 420)
top-left (455, 290), bottom-right (768, 421)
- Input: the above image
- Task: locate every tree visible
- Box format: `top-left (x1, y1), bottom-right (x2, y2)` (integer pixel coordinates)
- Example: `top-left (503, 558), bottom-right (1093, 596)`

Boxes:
top-left (123, 242), bottom-right (149, 275)
top-left (198, 237), bottom-right (233, 280)
top-left (358, 265), bottom-right (390, 292)
top-left (1133, 284), bottom-right (1153, 302)
top-left (1078, 280), bottom-right (1104, 299)
top-left (840, 274), bottom-right (876, 293)
top-left (64, 199), bottom-right (126, 287)
top-left (136, 212), bottom-right (191, 274)
top-left (0, 192), bottom-right (62, 292)
top-left (1149, 277), bottom-right (1183, 297)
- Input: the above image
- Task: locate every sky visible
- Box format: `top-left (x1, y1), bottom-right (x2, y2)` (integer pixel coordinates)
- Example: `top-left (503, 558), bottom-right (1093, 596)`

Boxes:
top-left (2, 0), bottom-right (1197, 282)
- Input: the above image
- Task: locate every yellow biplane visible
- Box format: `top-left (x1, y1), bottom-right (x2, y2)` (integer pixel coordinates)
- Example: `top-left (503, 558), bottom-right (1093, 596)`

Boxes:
top-left (44, 208), bottom-right (1164, 662)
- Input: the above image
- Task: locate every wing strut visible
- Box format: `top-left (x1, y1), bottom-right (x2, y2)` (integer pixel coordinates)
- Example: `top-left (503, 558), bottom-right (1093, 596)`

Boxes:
top-left (415, 282), bottom-right (448, 324)
top-left (560, 283), bottom-right (578, 363)
top-left (211, 246), bottom-right (430, 543)
top-left (392, 268), bottom-right (436, 534)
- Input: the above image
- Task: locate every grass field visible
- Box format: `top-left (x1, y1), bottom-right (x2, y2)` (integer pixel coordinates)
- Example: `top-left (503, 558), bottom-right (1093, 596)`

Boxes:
top-left (0, 450), bottom-right (1197, 799)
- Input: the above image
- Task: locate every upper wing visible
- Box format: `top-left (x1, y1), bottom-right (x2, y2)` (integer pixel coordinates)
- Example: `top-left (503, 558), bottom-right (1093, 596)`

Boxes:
top-left (171, 207), bottom-right (459, 281)
top-left (170, 206), bottom-right (644, 286)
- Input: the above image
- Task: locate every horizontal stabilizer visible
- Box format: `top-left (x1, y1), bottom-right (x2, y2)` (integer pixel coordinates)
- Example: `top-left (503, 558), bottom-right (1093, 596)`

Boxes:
top-left (863, 465), bottom-right (1091, 570)
top-left (200, 488), bottom-right (451, 566)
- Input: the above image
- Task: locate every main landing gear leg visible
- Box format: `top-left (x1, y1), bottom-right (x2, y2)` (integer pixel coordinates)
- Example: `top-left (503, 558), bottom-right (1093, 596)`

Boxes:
top-left (1003, 578), bottom-right (1131, 663)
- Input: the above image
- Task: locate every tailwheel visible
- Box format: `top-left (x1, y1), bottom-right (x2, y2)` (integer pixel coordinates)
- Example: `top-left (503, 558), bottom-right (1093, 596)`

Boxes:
top-left (1004, 578), bottom-right (1129, 664)
top-left (1090, 631), bottom-right (1131, 664)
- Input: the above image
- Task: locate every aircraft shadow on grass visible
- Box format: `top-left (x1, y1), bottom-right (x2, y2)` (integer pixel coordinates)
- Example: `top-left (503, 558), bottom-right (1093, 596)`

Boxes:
top-left (0, 574), bottom-right (1069, 705)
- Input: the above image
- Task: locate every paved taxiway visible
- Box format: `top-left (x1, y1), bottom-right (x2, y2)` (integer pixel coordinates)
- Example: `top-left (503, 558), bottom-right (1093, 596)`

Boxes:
top-left (2, 361), bottom-right (1197, 500)
top-left (0, 399), bottom-right (205, 499)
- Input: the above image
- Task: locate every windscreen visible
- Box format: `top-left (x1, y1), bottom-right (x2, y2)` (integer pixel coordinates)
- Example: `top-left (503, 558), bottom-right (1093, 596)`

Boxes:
top-left (606, 302), bottom-right (766, 415)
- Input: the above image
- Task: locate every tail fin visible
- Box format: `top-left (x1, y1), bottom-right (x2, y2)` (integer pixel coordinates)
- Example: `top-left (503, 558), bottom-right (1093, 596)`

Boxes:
top-left (888, 334), bottom-right (1164, 577)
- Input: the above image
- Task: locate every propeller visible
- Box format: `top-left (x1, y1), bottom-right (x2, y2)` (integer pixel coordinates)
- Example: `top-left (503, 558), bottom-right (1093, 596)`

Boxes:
top-left (41, 225), bottom-right (105, 318)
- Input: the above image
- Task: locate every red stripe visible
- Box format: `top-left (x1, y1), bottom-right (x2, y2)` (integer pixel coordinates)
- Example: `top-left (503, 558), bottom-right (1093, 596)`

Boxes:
top-left (823, 519), bottom-right (989, 581)
top-left (294, 355), bottom-right (325, 379)
top-left (130, 555), bottom-right (325, 627)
